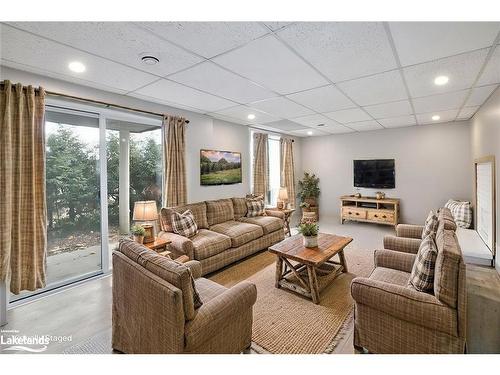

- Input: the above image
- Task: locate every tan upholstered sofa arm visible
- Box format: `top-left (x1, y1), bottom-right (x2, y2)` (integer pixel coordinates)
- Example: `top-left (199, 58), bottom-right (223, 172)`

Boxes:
top-left (158, 231), bottom-right (195, 259)
top-left (184, 281), bottom-right (257, 349)
top-left (184, 260), bottom-right (202, 279)
top-left (396, 224), bottom-right (424, 239)
top-left (351, 277), bottom-right (458, 336)
top-left (383, 236), bottom-right (421, 254)
top-left (374, 249), bottom-right (416, 273)
top-left (265, 209), bottom-right (285, 220)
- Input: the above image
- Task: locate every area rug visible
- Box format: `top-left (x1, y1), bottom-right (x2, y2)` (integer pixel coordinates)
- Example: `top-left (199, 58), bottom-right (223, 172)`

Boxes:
top-left (210, 243), bottom-right (374, 354)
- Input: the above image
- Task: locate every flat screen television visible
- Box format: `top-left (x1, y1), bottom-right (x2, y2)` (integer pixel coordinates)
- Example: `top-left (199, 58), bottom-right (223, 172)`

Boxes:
top-left (354, 159), bottom-right (395, 189)
top-left (200, 149), bottom-right (242, 185)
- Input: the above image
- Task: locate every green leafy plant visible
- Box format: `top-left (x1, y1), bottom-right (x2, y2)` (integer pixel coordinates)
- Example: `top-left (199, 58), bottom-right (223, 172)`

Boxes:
top-left (298, 222), bottom-right (319, 237)
top-left (297, 172), bottom-right (320, 202)
top-left (131, 225), bottom-right (146, 236)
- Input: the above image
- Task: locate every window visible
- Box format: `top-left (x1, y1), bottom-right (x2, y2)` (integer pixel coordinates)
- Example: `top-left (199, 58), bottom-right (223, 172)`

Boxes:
top-left (268, 136), bottom-right (281, 206)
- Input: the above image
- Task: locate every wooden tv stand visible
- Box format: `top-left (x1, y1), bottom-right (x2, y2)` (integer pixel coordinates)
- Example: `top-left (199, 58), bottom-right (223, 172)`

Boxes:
top-left (340, 195), bottom-right (400, 228)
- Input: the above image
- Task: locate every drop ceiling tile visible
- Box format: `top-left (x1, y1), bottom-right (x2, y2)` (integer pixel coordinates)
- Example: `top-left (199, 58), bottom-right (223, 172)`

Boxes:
top-left (477, 46), bottom-right (500, 85)
top-left (291, 113), bottom-right (340, 127)
top-left (286, 85), bottom-right (355, 113)
top-left (321, 124), bottom-right (355, 134)
top-left (263, 22), bottom-right (293, 31)
top-left (465, 84), bottom-right (498, 106)
top-left (416, 110), bottom-right (459, 125)
top-left (132, 79), bottom-right (237, 112)
top-left (7, 22), bottom-right (203, 76)
top-left (403, 49), bottom-right (489, 97)
top-left (213, 35), bottom-right (328, 94)
top-left (457, 106), bottom-right (480, 120)
top-left (389, 22), bottom-right (500, 66)
top-left (337, 70), bottom-right (408, 106)
top-left (209, 105), bottom-right (280, 124)
top-left (290, 128), bottom-right (330, 137)
top-left (277, 22), bottom-right (397, 82)
top-left (139, 22), bottom-right (269, 58)
top-left (208, 112), bottom-right (249, 125)
top-left (378, 115), bottom-right (416, 128)
top-left (363, 100), bottom-right (413, 119)
top-left (324, 107), bottom-right (372, 124)
top-left (250, 97), bottom-right (314, 118)
top-left (169, 61), bottom-right (277, 103)
top-left (264, 120), bottom-right (307, 131)
top-left (348, 120), bottom-right (384, 132)
top-left (412, 90), bottom-right (468, 114)
top-left (0, 25), bottom-right (157, 93)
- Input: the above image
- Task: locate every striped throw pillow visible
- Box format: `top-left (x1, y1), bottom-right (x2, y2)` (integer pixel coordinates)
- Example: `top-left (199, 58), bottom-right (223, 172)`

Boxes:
top-left (408, 235), bottom-right (438, 292)
top-left (422, 210), bottom-right (438, 239)
top-left (171, 210), bottom-right (198, 238)
top-left (246, 198), bottom-right (265, 217)
top-left (445, 199), bottom-right (472, 229)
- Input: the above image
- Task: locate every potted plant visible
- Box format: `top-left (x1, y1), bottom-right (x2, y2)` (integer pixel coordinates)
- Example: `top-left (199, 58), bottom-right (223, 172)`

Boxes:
top-left (297, 172), bottom-right (320, 207)
top-left (131, 224), bottom-right (146, 244)
top-left (298, 222), bottom-right (319, 248)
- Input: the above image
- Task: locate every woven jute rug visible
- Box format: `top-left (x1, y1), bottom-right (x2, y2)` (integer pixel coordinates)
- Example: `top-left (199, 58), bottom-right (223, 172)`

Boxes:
top-left (210, 243), bottom-right (374, 354)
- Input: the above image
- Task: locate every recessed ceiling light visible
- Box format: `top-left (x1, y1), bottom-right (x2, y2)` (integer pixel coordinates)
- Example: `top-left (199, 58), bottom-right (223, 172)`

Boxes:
top-left (307, 130), bottom-right (313, 136)
top-left (432, 115), bottom-right (441, 121)
top-left (434, 75), bottom-right (449, 86)
top-left (247, 114), bottom-right (256, 120)
top-left (141, 55), bottom-right (160, 65)
top-left (68, 61), bottom-right (86, 73)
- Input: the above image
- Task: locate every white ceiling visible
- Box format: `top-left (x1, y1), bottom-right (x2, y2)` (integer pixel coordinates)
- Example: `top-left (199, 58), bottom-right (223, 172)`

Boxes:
top-left (1, 21), bottom-right (499, 137)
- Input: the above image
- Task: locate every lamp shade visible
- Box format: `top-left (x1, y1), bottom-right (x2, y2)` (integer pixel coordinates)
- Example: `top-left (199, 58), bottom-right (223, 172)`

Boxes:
top-left (132, 201), bottom-right (158, 221)
top-left (278, 187), bottom-right (289, 201)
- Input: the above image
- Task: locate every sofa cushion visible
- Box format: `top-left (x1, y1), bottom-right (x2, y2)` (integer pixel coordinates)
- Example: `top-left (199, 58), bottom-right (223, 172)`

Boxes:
top-left (434, 226), bottom-right (463, 308)
top-left (118, 239), bottom-right (200, 320)
top-left (194, 277), bottom-right (227, 302)
top-left (210, 221), bottom-right (264, 248)
top-left (438, 206), bottom-right (458, 231)
top-left (171, 210), bottom-right (198, 238)
top-left (160, 202), bottom-right (208, 231)
top-left (191, 229), bottom-right (232, 260)
top-left (444, 200), bottom-right (471, 229)
top-left (231, 197), bottom-right (248, 219)
top-left (370, 267), bottom-right (410, 286)
top-left (409, 235), bottom-right (438, 292)
top-left (206, 199), bottom-right (235, 226)
top-left (246, 197), bottom-right (265, 217)
top-left (239, 215), bottom-right (283, 234)
top-left (422, 210), bottom-right (438, 239)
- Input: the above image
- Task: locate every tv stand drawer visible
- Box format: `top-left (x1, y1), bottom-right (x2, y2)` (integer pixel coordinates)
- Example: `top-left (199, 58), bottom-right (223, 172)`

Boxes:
top-left (342, 207), bottom-right (366, 219)
top-left (367, 210), bottom-right (394, 223)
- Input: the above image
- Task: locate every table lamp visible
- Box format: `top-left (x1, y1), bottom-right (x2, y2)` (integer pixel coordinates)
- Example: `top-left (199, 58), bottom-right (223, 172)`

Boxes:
top-left (132, 200), bottom-right (158, 243)
top-left (277, 187), bottom-right (289, 209)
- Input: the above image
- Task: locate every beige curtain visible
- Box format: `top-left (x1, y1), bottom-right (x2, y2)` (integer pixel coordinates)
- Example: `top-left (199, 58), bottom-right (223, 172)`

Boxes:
top-left (252, 133), bottom-right (268, 198)
top-left (280, 138), bottom-right (296, 208)
top-left (163, 115), bottom-right (187, 207)
top-left (0, 81), bottom-right (47, 294)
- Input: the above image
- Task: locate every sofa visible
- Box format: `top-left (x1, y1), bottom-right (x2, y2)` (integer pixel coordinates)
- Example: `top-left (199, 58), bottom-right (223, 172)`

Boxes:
top-left (112, 239), bottom-right (257, 354)
top-left (351, 209), bottom-right (467, 353)
top-left (383, 207), bottom-right (457, 254)
top-left (158, 197), bottom-right (285, 275)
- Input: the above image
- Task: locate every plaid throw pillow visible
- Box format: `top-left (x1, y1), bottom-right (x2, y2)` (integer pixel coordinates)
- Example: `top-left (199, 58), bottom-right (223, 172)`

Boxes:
top-left (408, 235), bottom-right (438, 292)
top-left (171, 210), bottom-right (198, 238)
top-left (246, 198), bottom-right (265, 217)
top-left (445, 199), bottom-right (472, 229)
top-left (422, 210), bottom-right (438, 239)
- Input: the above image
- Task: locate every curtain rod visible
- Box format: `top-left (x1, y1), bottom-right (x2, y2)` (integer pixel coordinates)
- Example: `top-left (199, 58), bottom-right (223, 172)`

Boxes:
top-left (0, 82), bottom-right (190, 124)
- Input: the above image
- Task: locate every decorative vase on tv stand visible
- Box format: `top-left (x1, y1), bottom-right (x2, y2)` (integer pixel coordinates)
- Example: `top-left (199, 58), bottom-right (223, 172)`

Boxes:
top-left (298, 223), bottom-right (319, 248)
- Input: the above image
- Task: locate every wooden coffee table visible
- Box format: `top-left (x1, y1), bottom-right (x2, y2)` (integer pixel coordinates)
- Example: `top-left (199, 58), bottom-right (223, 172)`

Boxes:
top-left (268, 233), bottom-right (353, 304)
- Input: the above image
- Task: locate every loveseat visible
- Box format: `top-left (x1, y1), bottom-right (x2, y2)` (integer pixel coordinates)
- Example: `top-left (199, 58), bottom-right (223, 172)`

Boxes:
top-left (158, 197), bottom-right (285, 275)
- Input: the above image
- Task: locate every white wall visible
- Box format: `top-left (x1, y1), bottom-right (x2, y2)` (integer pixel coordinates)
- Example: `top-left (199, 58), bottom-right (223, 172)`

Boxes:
top-left (2, 66), bottom-right (301, 204)
top-left (300, 121), bottom-right (473, 224)
top-left (470, 86), bottom-right (500, 272)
